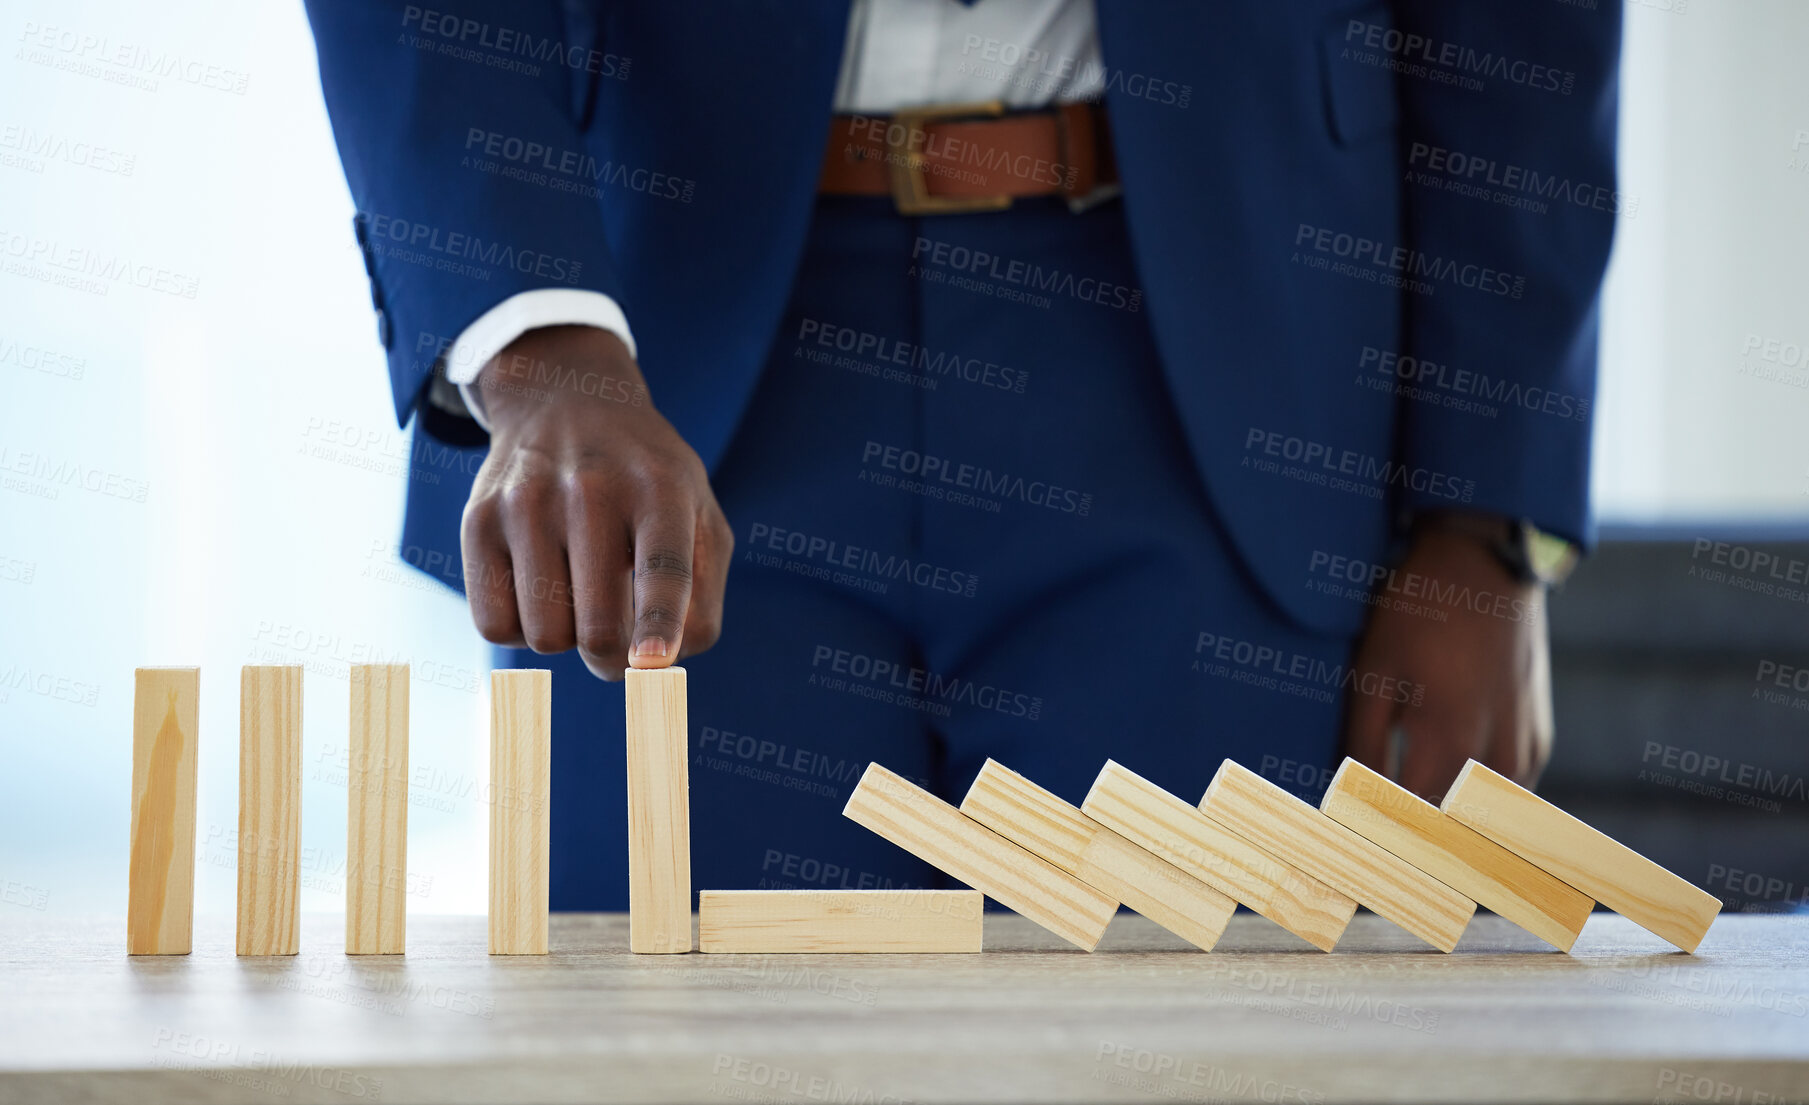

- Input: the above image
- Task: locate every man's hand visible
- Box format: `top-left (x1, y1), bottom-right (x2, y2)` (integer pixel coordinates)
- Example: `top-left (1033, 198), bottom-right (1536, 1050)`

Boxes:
top-left (459, 325), bottom-right (733, 680)
top-left (1342, 523), bottom-right (1552, 802)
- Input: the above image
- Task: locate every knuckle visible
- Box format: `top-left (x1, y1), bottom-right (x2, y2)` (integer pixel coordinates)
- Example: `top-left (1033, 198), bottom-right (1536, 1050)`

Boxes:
top-left (561, 466), bottom-right (614, 502)
top-left (470, 609), bottom-right (516, 645)
top-left (635, 603), bottom-right (682, 629)
top-left (637, 548), bottom-right (694, 583)
top-left (578, 626), bottom-right (627, 658)
top-left (687, 611), bottom-right (723, 652)
top-left (523, 630), bottom-right (572, 655)
top-left (497, 476), bottom-right (550, 515)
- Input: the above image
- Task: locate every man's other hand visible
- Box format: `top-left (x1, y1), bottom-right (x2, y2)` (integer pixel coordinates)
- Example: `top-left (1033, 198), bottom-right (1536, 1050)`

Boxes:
top-left (459, 325), bottom-right (734, 680)
top-left (1341, 525), bottom-right (1552, 802)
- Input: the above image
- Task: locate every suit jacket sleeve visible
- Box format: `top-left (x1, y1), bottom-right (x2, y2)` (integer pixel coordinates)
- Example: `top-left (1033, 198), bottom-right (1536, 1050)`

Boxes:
top-left (303, 0), bottom-right (625, 430)
top-left (1386, 1), bottom-right (1623, 546)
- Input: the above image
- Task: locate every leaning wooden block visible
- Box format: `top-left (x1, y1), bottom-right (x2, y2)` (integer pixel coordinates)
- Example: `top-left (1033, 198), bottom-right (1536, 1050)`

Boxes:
top-left (961, 759), bottom-right (1234, 951)
top-left (625, 667), bottom-right (692, 954)
top-left (238, 665), bottom-right (301, 956)
top-left (490, 669), bottom-right (550, 955)
top-left (128, 667), bottom-right (200, 955)
top-left (843, 763), bottom-right (1116, 951)
top-left (1322, 758), bottom-right (1593, 952)
top-left (347, 664), bottom-right (409, 955)
top-left (698, 890), bottom-right (982, 953)
top-left (1202, 760), bottom-right (1476, 952)
top-left (1081, 760), bottom-right (1355, 952)
top-left (1443, 759), bottom-right (1720, 953)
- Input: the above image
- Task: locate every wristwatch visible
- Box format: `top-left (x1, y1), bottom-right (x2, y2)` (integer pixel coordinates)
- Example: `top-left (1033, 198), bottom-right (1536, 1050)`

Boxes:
top-left (1413, 511), bottom-right (1581, 587)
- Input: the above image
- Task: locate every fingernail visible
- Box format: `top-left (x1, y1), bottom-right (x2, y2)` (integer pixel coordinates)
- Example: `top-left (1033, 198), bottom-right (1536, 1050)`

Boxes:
top-left (631, 638), bottom-right (669, 662)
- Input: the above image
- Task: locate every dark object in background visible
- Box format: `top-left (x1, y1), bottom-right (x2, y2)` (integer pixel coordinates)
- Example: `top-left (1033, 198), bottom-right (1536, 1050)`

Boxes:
top-left (1546, 528), bottom-right (1809, 914)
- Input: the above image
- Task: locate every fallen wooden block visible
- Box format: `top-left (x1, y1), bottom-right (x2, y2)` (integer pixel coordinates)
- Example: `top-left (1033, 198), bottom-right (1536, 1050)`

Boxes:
top-left (960, 759), bottom-right (1233, 951)
top-left (843, 763), bottom-right (1116, 951)
top-left (128, 667), bottom-right (200, 955)
top-left (237, 665), bottom-right (301, 956)
top-left (1202, 760), bottom-right (1476, 952)
top-left (1080, 760), bottom-right (1354, 952)
top-left (698, 890), bottom-right (982, 953)
top-left (490, 669), bottom-right (550, 955)
top-left (625, 667), bottom-right (692, 954)
top-left (1322, 758), bottom-right (1593, 952)
top-left (346, 663), bottom-right (409, 955)
top-left (1443, 759), bottom-right (1720, 952)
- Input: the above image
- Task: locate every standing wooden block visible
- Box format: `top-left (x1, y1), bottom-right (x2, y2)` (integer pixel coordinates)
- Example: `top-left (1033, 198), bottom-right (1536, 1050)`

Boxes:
top-left (237, 665), bottom-right (301, 956)
top-left (1201, 760), bottom-right (1476, 952)
top-left (1322, 758), bottom-right (1593, 952)
top-left (347, 664), bottom-right (409, 955)
top-left (843, 763), bottom-right (1116, 951)
top-left (1081, 760), bottom-right (1355, 952)
top-left (490, 669), bottom-right (551, 955)
top-left (128, 667), bottom-right (199, 955)
top-left (960, 760), bottom-right (1235, 951)
top-left (625, 667), bottom-right (691, 954)
top-left (698, 890), bottom-right (982, 953)
top-left (1443, 759), bottom-right (1720, 952)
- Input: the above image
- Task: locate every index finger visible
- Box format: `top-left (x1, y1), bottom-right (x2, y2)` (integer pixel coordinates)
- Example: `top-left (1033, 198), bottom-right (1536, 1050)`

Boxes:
top-left (628, 508), bottom-right (696, 668)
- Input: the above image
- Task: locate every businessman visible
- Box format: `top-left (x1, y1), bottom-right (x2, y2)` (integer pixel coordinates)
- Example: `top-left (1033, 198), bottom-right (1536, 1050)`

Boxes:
top-left (304, 1), bottom-right (1619, 907)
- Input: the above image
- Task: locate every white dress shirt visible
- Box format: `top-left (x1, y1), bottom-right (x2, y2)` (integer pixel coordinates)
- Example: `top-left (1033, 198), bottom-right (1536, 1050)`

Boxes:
top-left (446, 0), bottom-right (1102, 424)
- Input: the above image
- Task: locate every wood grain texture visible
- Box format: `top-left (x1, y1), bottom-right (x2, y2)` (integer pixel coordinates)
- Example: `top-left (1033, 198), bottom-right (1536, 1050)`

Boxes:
top-left (490, 669), bottom-right (550, 955)
top-left (1443, 759), bottom-right (1721, 953)
top-left (1202, 760), bottom-right (1476, 953)
top-left (1081, 760), bottom-right (1355, 952)
top-left (12, 912), bottom-right (1805, 1105)
top-left (961, 759), bottom-right (1234, 951)
top-left (844, 763), bottom-right (1116, 951)
top-left (625, 667), bottom-right (691, 954)
top-left (127, 667), bottom-right (199, 955)
top-left (1322, 758), bottom-right (1593, 952)
top-left (346, 664), bottom-right (408, 955)
top-left (237, 665), bottom-right (301, 956)
top-left (698, 890), bottom-right (982, 953)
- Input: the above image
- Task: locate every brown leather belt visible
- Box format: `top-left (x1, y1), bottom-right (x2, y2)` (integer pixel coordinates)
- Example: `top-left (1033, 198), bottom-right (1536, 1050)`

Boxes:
top-left (818, 100), bottom-right (1119, 215)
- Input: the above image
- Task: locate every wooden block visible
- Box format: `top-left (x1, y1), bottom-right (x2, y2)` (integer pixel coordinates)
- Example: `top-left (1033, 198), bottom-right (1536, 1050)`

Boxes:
top-left (127, 667), bottom-right (199, 955)
top-left (1202, 760), bottom-right (1476, 952)
top-left (843, 763), bottom-right (1116, 951)
top-left (625, 667), bottom-right (691, 954)
top-left (237, 665), bottom-right (301, 956)
top-left (1443, 759), bottom-right (1721, 952)
top-left (698, 890), bottom-right (982, 953)
top-left (490, 669), bottom-right (550, 955)
top-left (1080, 760), bottom-right (1355, 952)
top-left (346, 664), bottom-right (408, 955)
top-left (1322, 758), bottom-right (1593, 952)
top-left (960, 760), bottom-right (1234, 951)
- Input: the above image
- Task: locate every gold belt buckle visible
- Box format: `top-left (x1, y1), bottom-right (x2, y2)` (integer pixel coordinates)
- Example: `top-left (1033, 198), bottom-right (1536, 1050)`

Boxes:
top-left (885, 101), bottom-right (1013, 216)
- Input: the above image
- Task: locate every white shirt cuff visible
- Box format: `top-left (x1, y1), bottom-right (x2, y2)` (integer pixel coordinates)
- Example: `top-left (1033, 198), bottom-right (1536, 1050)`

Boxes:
top-left (444, 289), bottom-right (637, 430)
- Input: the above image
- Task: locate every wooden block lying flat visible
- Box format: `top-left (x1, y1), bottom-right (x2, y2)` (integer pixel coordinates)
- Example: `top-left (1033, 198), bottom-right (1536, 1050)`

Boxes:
top-left (1444, 759), bottom-right (1721, 952)
top-left (698, 890), bottom-right (982, 953)
top-left (237, 665), bottom-right (301, 956)
top-left (1202, 760), bottom-right (1476, 953)
top-left (625, 667), bottom-right (691, 954)
top-left (1322, 758), bottom-right (1593, 952)
top-left (1081, 760), bottom-right (1355, 952)
top-left (843, 763), bottom-right (1116, 951)
top-left (347, 664), bottom-right (408, 955)
top-left (128, 667), bottom-right (199, 955)
top-left (490, 669), bottom-right (550, 955)
top-left (961, 759), bottom-right (1234, 951)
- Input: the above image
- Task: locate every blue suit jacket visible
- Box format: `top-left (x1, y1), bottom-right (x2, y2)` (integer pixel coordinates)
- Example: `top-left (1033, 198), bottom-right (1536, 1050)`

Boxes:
top-left (305, 0), bottom-right (1620, 636)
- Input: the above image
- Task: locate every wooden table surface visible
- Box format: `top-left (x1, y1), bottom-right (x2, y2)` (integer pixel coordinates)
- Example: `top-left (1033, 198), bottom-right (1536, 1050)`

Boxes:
top-left (2, 911), bottom-right (1805, 1104)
